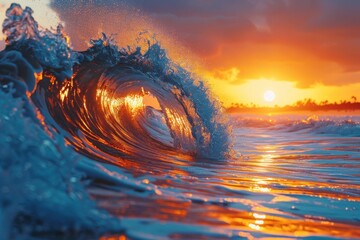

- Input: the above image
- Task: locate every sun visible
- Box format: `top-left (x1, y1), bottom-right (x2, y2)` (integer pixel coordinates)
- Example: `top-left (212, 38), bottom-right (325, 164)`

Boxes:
top-left (264, 90), bottom-right (276, 102)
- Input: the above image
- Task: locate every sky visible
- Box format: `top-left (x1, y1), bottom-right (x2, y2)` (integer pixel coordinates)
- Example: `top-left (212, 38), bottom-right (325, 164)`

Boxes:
top-left (1, 0), bottom-right (360, 106)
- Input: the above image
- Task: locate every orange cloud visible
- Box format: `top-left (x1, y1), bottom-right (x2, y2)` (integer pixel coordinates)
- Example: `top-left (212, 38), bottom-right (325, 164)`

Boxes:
top-left (48, 0), bottom-right (360, 105)
top-left (70, 0), bottom-right (358, 88)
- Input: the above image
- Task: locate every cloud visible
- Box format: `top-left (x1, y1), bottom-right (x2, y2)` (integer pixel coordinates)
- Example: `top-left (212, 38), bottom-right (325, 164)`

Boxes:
top-left (50, 0), bottom-right (360, 87)
top-left (210, 67), bottom-right (241, 84)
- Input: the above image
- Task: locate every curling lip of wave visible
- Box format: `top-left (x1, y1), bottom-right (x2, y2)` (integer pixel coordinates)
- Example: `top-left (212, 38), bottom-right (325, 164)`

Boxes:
top-left (0, 2), bottom-right (230, 238)
top-left (3, 3), bottom-right (231, 162)
top-left (35, 31), bottom-right (231, 161)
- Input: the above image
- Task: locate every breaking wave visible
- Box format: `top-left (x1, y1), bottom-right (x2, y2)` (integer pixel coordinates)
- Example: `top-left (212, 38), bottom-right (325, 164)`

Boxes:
top-left (3, 3), bottom-right (230, 161)
top-left (233, 114), bottom-right (360, 137)
top-left (0, 3), bottom-right (230, 238)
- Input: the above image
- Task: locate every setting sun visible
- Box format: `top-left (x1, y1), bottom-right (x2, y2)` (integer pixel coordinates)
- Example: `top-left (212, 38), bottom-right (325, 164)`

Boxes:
top-left (264, 90), bottom-right (276, 102)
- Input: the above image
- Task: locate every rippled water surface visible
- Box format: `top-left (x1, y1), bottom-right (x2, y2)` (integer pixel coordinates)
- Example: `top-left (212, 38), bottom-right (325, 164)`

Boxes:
top-left (92, 113), bottom-right (360, 239)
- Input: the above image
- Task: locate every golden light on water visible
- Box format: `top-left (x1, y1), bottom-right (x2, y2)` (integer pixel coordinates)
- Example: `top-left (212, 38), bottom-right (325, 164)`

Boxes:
top-left (93, 86), bottom-right (196, 154)
top-left (56, 81), bottom-right (360, 239)
top-left (59, 81), bottom-right (71, 102)
top-left (96, 89), bottom-right (145, 116)
top-left (164, 107), bottom-right (194, 143)
top-left (123, 95), bottom-right (144, 113)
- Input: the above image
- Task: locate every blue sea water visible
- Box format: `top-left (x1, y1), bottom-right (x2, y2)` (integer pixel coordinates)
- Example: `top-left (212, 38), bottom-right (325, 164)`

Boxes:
top-left (1, 3), bottom-right (360, 240)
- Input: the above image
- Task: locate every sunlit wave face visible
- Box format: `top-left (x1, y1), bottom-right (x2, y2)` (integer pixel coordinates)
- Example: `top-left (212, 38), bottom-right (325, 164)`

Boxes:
top-left (264, 90), bottom-right (276, 102)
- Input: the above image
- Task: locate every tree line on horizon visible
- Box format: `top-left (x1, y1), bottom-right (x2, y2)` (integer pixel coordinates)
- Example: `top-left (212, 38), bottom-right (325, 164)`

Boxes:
top-left (227, 96), bottom-right (360, 112)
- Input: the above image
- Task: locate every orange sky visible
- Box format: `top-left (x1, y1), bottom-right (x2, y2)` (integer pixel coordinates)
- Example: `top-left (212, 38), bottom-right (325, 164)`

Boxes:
top-left (1, 0), bottom-right (359, 107)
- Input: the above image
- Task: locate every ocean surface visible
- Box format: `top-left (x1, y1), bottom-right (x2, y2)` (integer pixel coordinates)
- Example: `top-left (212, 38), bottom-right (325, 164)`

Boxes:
top-left (92, 112), bottom-right (360, 239)
top-left (1, 3), bottom-right (360, 240)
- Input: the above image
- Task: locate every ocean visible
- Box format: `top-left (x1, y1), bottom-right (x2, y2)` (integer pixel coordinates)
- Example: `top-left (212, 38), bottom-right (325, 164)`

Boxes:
top-left (1, 3), bottom-right (360, 240)
top-left (92, 112), bottom-right (360, 239)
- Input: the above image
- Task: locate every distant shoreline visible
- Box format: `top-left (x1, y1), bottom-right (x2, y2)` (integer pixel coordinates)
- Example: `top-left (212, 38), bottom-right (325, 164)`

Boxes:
top-left (227, 101), bottom-right (360, 114)
top-left (227, 108), bottom-right (360, 114)
top-left (226, 109), bottom-right (360, 117)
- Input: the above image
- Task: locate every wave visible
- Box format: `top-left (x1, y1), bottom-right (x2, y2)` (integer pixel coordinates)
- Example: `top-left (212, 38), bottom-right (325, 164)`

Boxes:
top-left (232, 114), bottom-right (360, 136)
top-left (283, 116), bottom-right (360, 136)
top-left (0, 3), bottom-right (231, 237)
top-left (3, 3), bottom-right (230, 160)
top-left (0, 89), bottom-right (123, 239)
top-left (35, 35), bottom-right (231, 162)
